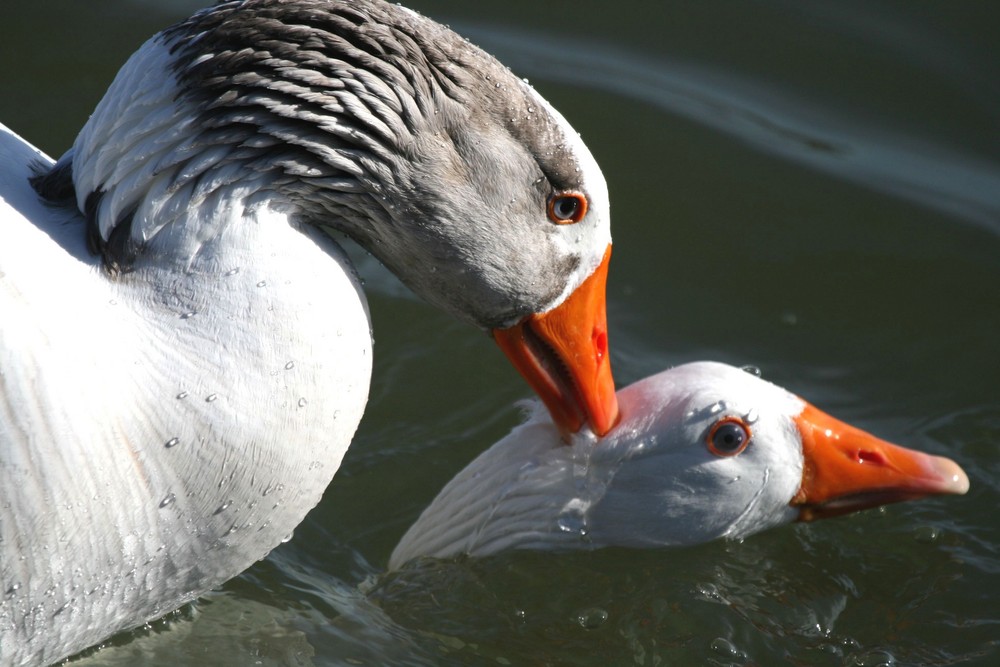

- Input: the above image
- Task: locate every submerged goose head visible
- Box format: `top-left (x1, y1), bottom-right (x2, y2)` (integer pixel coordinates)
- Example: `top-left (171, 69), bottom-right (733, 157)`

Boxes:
top-left (43, 0), bottom-right (618, 434)
top-left (390, 362), bottom-right (968, 568)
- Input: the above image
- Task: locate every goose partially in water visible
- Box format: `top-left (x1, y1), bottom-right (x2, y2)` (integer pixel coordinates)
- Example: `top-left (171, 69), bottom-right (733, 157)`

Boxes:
top-left (390, 362), bottom-right (968, 568)
top-left (0, 1), bottom-right (619, 663)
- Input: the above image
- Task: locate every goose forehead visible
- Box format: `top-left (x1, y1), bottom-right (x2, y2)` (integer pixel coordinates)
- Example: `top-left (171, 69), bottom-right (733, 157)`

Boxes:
top-left (607, 363), bottom-right (807, 448)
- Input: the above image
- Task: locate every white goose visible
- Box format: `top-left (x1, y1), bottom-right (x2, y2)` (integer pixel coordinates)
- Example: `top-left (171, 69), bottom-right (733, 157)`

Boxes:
top-left (391, 362), bottom-right (969, 568)
top-left (0, 1), bottom-right (620, 664)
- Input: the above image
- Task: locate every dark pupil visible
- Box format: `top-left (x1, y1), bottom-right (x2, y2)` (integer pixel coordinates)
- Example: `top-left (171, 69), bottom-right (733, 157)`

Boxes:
top-left (714, 423), bottom-right (746, 452)
top-left (554, 196), bottom-right (578, 220)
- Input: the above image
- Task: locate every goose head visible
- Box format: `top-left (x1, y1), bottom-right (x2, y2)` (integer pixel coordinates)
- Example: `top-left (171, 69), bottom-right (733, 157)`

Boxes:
top-left (390, 362), bottom-right (968, 567)
top-left (56, 0), bottom-right (618, 434)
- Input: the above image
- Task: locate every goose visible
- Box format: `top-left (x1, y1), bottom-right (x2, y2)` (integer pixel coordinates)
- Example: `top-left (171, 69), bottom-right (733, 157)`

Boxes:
top-left (390, 361), bottom-right (969, 568)
top-left (0, 1), bottom-right (620, 663)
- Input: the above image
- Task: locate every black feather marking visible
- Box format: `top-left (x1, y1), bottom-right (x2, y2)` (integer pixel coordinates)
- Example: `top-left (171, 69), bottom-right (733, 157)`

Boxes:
top-left (82, 189), bottom-right (140, 274)
top-left (102, 210), bottom-right (142, 275)
top-left (29, 159), bottom-right (75, 203)
top-left (83, 190), bottom-right (105, 257)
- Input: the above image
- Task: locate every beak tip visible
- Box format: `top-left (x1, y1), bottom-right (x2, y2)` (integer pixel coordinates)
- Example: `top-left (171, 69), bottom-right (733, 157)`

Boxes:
top-left (937, 456), bottom-right (970, 495)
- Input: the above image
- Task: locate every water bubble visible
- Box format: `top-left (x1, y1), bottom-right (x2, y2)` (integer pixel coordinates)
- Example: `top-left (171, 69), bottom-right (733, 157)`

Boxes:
top-left (224, 267), bottom-right (240, 277)
top-left (205, 394), bottom-right (218, 403)
top-left (176, 391), bottom-right (189, 400)
top-left (709, 401), bottom-right (726, 415)
top-left (180, 311), bottom-right (196, 320)
top-left (740, 365), bottom-right (762, 377)
top-left (914, 525), bottom-right (941, 544)
top-left (709, 637), bottom-right (741, 660)
top-left (744, 407), bottom-right (759, 424)
top-left (256, 280), bottom-right (267, 288)
top-left (214, 500), bottom-right (232, 515)
top-left (576, 607), bottom-right (608, 629)
top-left (281, 531), bottom-right (294, 543)
top-left (165, 437), bottom-right (179, 449)
top-left (284, 361), bottom-right (295, 370)
top-left (298, 398), bottom-right (308, 408)
top-left (848, 648), bottom-right (897, 667)
top-left (159, 493), bottom-right (175, 508)
top-left (695, 583), bottom-right (724, 602)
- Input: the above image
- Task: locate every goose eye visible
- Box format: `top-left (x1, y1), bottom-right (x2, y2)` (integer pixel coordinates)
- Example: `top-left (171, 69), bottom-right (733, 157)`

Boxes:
top-left (547, 192), bottom-right (588, 224)
top-left (707, 418), bottom-right (751, 457)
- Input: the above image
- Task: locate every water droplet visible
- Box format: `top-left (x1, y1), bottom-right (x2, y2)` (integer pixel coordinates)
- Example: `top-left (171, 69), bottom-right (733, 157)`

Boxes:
top-left (6, 583), bottom-right (21, 597)
top-left (256, 280), bottom-right (267, 288)
top-left (281, 531), bottom-right (294, 543)
top-left (298, 398), bottom-right (308, 407)
top-left (914, 525), bottom-right (941, 544)
top-left (576, 607), bottom-right (608, 629)
top-left (180, 311), bottom-right (196, 320)
top-left (165, 437), bottom-right (179, 448)
top-left (176, 391), bottom-right (188, 400)
top-left (224, 267), bottom-right (240, 277)
top-left (556, 500), bottom-right (589, 536)
top-left (159, 493), bottom-right (175, 508)
top-left (709, 401), bottom-right (726, 415)
top-left (108, 299), bottom-right (118, 306)
top-left (741, 365), bottom-right (762, 377)
top-left (284, 361), bottom-right (295, 370)
top-left (214, 500), bottom-right (232, 515)
top-left (205, 394), bottom-right (218, 403)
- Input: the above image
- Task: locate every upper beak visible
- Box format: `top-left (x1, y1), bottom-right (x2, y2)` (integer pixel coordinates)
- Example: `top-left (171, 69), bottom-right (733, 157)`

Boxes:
top-left (492, 245), bottom-right (619, 437)
top-left (791, 403), bottom-right (969, 521)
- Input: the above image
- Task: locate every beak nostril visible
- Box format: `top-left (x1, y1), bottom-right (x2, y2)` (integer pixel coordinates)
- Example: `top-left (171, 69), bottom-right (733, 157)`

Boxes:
top-left (592, 328), bottom-right (607, 361)
top-left (857, 450), bottom-right (888, 465)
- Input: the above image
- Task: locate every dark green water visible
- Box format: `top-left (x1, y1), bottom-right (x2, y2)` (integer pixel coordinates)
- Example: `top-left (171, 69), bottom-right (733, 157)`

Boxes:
top-left (2, 1), bottom-right (999, 665)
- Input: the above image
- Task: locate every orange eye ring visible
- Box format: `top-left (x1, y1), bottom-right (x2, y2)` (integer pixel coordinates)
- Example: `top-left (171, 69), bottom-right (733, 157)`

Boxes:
top-left (547, 192), bottom-right (588, 224)
top-left (707, 417), bottom-right (752, 457)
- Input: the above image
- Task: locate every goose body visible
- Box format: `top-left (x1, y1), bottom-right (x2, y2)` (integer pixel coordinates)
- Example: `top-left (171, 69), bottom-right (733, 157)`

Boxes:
top-left (0, 1), bottom-right (619, 663)
top-left (390, 362), bottom-right (969, 568)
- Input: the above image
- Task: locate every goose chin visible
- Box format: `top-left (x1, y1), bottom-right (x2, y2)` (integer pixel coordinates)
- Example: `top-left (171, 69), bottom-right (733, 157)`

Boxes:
top-left (493, 245), bottom-right (618, 437)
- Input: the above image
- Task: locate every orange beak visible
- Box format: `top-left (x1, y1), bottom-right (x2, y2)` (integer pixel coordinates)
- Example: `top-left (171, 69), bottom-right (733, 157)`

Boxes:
top-left (791, 403), bottom-right (969, 521)
top-left (492, 245), bottom-right (619, 437)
